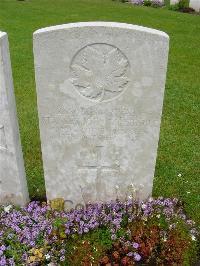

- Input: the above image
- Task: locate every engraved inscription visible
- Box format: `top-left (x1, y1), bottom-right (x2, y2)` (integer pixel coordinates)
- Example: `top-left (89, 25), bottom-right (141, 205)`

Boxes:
top-left (70, 43), bottom-right (130, 102)
top-left (42, 105), bottom-right (157, 145)
top-left (77, 146), bottom-right (120, 200)
top-left (0, 125), bottom-right (7, 150)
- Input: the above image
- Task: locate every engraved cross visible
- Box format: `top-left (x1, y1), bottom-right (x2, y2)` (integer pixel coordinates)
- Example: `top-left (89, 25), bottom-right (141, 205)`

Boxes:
top-left (78, 146), bottom-right (120, 199)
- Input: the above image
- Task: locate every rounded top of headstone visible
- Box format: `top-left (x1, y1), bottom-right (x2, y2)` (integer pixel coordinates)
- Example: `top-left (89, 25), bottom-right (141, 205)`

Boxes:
top-left (0, 31), bottom-right (7, 39)
top-left (33, 22), bottom-right (169, 39)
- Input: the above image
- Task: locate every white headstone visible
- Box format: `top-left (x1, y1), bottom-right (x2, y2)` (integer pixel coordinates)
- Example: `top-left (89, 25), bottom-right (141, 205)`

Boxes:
top-left (34, 22), bottom-right (169, 207)
top-left (0, 32), bottom-right (29, 205)
top-left (189, 0), bottom-right (200, 11)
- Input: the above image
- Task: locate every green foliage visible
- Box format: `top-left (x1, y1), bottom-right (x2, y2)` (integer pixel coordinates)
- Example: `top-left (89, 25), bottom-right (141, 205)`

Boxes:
top-left (121, 213), bottom-right (129, 228)
top-left (80, 227), bottom-right (113, 249)
top-left (3, 235), bottom-right (28, 265)
top-left (65, 228), bottom-right (113, 265)
top-left (53, 217), bottom-right (67, 228)
top-left (168, 3), bottom-right (180, 11)
top-left (169, 0), bottom-right (189, 11)
top-left (144, 0), bottom-right (152, 6)
top-left (178, 0), bottom-right (189, 8)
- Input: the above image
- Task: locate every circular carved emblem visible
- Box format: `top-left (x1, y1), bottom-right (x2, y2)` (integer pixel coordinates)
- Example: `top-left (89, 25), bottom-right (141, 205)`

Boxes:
top-left (70, 43), bottom-right (130, 102)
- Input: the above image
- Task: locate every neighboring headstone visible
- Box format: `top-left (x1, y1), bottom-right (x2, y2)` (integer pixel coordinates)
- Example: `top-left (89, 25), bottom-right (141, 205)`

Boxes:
top-left (189, 0), bottom-right (200, 11)
top-left (170, 0), bottom-right (179, 5)
top-left (33, 22), bottom-right (169, 207)
top-left (0, 32), bottom-right (29, 205)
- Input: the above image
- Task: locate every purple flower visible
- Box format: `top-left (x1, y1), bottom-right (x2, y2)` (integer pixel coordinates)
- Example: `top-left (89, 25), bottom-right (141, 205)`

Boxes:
top-left (111, 234), bottom-right (117, 240)
top-left (60, 249), bottom-right (65, 255)
top-left (134, 252), bottom-right (141, 261)
top-left (22, 253), bottom-right (28, 261)
top-left (8, 258), bottom-right (15, 266)
top-left (65, 229), bottom-right (70, 234)
top-left (60, 255), bottom-right (65, 261)
top-left (29, 241), bottom-right (35, 247)
top-left (151, 0), bottom-right (164, 6)
top-left (83, 227), bottom-right (89, 233)
top-left (0, 246), bottom-right (6, 251)
top-left (132, 242), bottom-right (139, 249)
top-left (0, 256), bottom-right (6, 266)
top-left (130, 0), bottom-right (144, 5)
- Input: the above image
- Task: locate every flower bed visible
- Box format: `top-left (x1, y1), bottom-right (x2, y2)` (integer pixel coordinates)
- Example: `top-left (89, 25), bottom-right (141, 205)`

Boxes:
top-left (0, 197), bottom-right (199, 265)
top-left (130, 0), bottom-right (164, 7)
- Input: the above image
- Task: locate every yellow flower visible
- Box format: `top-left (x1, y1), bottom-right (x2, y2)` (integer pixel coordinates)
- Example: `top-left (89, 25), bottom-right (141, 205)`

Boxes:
top-left (28, 256), bottom-right (36, 263)
top-left (28, 248), bottom-right (44, 261)
top-left (33, 249), bottom-right (40, 255)
top-left (38, 252), bottom-right (43, 259)
top-left (49, 198), bottom-right (65, 211)
top-left (39, 248), bottom-right (44, 253)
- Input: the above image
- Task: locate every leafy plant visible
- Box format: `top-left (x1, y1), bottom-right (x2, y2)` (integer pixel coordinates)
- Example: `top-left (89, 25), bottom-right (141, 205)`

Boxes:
top-left (168, 3), bottom-right (180, 11)
top-left (143, 0), bottom-right (152, 6)
top-left (178, 0), bottom-right (189, 8)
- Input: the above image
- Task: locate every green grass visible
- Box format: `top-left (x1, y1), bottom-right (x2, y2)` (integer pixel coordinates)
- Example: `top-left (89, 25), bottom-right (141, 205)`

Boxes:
top-left (0, 0), bottom-right (199, 221)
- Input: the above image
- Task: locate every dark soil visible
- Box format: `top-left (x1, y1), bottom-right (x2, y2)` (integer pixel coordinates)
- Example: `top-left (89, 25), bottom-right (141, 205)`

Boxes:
top-left (179, 7), bottom-right (196, 13)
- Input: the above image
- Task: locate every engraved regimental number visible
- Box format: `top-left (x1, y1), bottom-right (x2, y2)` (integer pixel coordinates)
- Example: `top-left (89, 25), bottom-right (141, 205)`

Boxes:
top-left (70, 43), bottom-right (130, 102)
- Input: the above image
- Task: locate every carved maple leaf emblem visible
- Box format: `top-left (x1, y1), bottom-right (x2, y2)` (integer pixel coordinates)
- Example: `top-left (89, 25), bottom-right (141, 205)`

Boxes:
top-left (70, 44), bottom-right (130, 102)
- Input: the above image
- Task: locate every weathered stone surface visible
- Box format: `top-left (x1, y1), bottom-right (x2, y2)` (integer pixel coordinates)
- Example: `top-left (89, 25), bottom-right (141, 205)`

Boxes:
top-left (34, 22), bottom-right (169, 207)
top-left (0, 32), bottom-right (29, 205)
top-left (189, 0), bottom-right (200, 11)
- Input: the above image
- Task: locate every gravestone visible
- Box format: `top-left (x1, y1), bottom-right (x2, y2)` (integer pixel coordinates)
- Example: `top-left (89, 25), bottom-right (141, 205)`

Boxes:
top-left (0, 32), bottom-right (29, 205)
top-left (189, 0), bottom-right (200, 11)
top-left (33, 22), bottom-right (169, 208)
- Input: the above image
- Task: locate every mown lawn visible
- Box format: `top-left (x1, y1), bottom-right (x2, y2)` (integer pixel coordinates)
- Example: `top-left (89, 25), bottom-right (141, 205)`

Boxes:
top-left (0, 0), bottom-right (199, 222)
